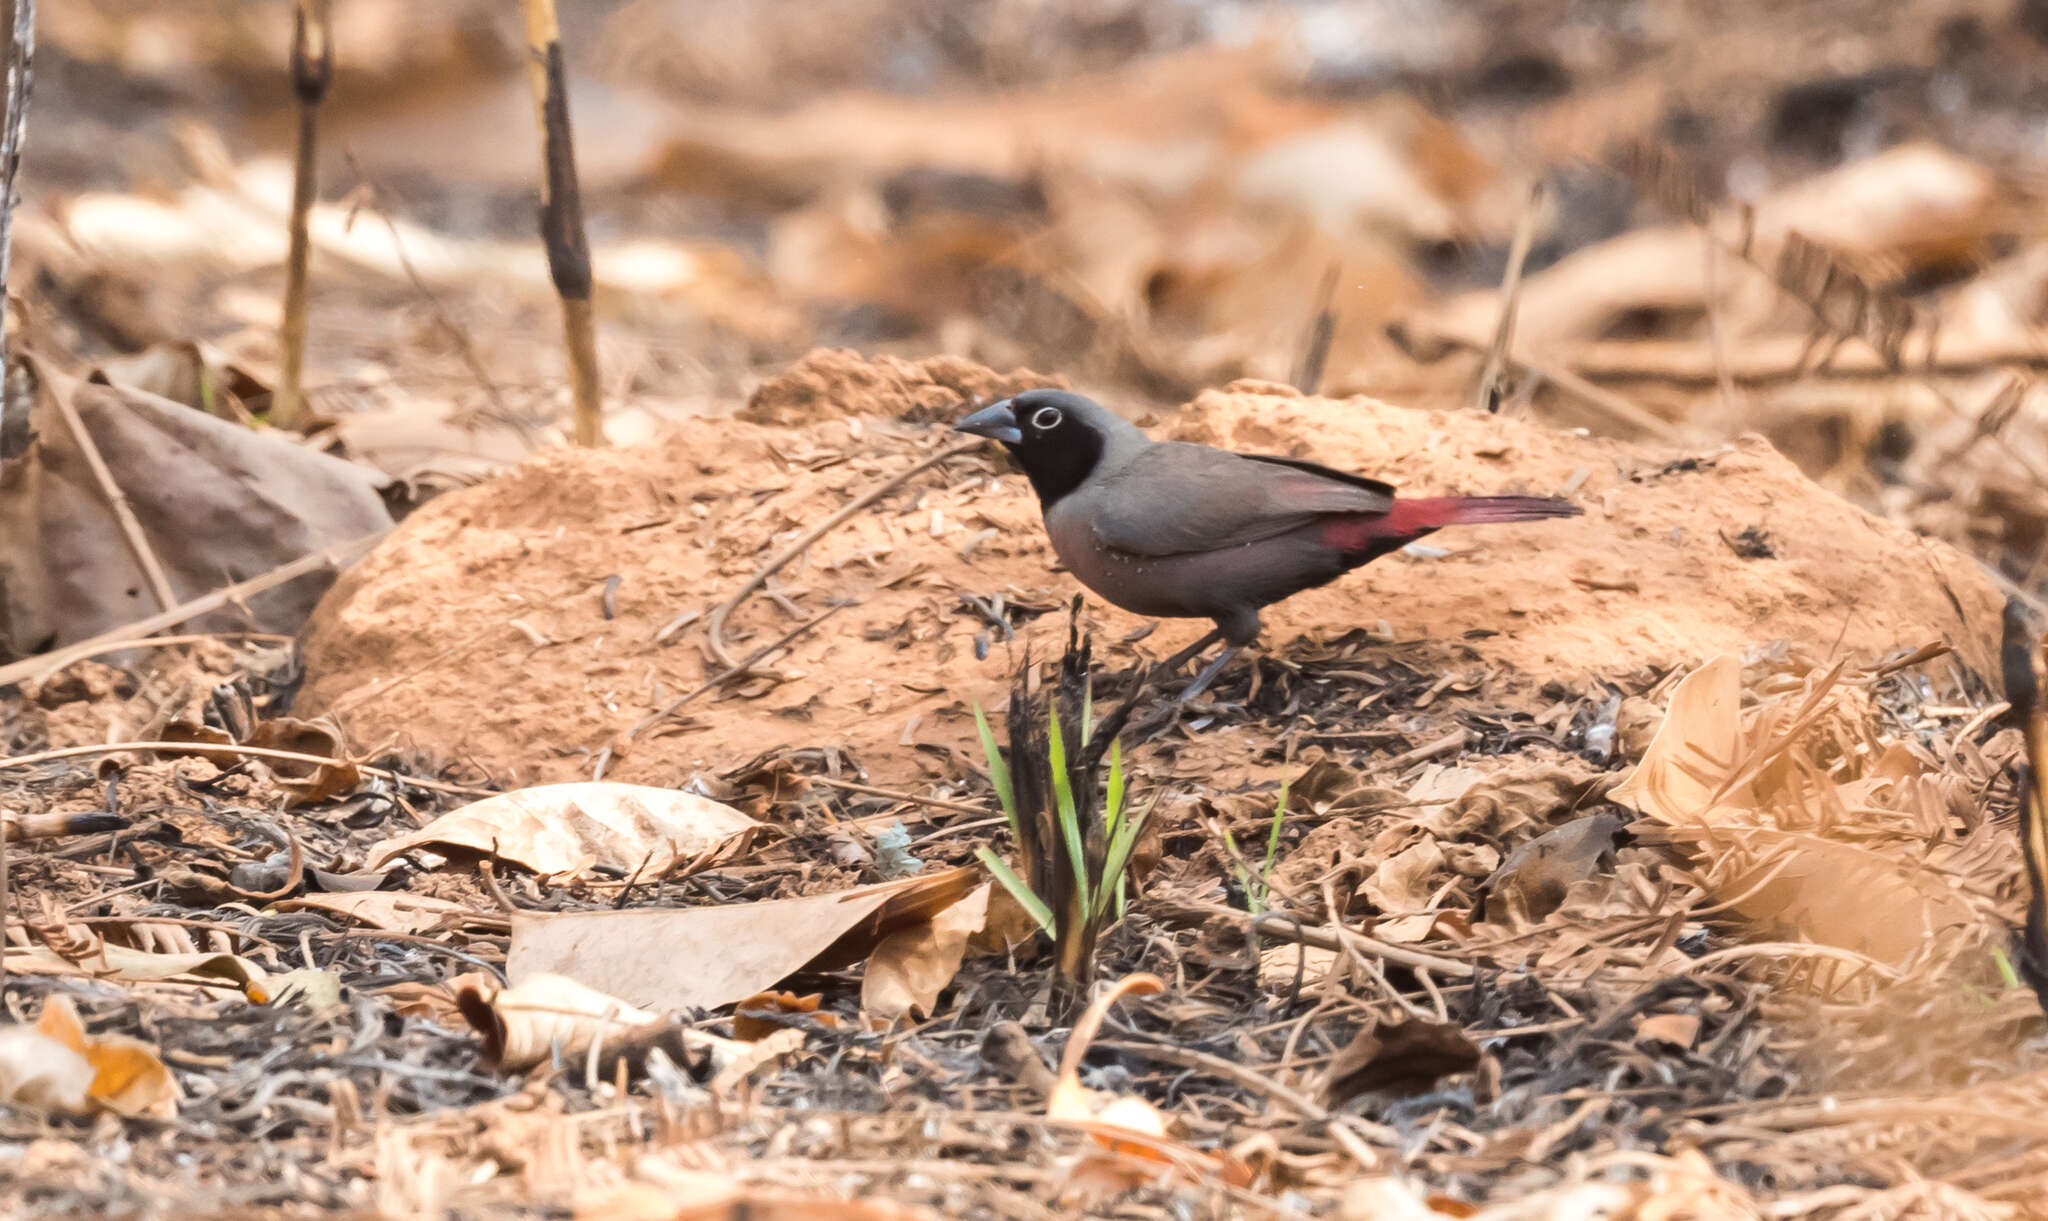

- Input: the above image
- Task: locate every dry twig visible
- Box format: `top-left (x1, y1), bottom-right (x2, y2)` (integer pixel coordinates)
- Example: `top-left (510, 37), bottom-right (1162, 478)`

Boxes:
top-left (0, 532), bottom-right (385, 688)
top-left (703, 440), bottom-right (978, 668)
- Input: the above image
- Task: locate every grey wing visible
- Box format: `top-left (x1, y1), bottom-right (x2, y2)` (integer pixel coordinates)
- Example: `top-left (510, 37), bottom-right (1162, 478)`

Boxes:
top-left (1088, 443), bottom-right (1395, 557)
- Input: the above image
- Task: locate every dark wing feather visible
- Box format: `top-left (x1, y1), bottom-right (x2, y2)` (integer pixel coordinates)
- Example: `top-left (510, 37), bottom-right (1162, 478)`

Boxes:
top-left (1088, 442), bottom-right (1394, 557)
top-left (1240, 453), bottom-right (1398, 499)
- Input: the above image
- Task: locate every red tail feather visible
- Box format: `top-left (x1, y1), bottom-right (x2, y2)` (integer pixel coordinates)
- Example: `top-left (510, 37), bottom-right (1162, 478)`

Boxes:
top-left (1386, 495), bottom-right (1582, 532)
top-left (1321, 495), bottom-right (1579, 554)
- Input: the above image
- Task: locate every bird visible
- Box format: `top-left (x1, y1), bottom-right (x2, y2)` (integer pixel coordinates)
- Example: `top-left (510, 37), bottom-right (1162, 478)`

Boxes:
top-left (955, 389), bottom-right (1582, 702)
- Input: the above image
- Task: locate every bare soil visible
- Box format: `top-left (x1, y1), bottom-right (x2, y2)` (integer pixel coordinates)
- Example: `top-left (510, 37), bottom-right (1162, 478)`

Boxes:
top-left (296, 354), bottom-right (2003, 792)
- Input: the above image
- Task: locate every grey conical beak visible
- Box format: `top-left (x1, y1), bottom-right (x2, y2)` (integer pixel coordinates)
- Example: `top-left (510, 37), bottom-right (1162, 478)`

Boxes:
top-left (954, 401), bottom-right (1023, 444)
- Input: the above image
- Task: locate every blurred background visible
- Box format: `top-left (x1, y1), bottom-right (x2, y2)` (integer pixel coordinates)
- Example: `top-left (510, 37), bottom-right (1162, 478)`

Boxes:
top-left (14, 0), bottom-right (2048, 595)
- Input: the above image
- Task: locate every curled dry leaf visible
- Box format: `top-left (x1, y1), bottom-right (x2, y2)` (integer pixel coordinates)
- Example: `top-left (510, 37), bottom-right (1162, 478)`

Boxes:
top-left (732, 991), bottom-right (843, 1042)
top-left (860, 882), bottom-right (990, 1023)
top-left (1634, 1012), bottom-right (1702, 1049)
top-left (0, 1026), bottom-right (95, 1114)
top-left (455, 973), bottom-right (805, 1088)
top-left (266, 968), bottom-right (346, 1015)
top-left (364, 781), bottom-right (762, 878)
top-left (158, 715), bottom-right (361, 805)
top-left (33, 995), bottom-right (181, 1118)
top-left (509, 867), bottom-right (976, 1012)
top-left (1611, 654), bottom-right (1978, 981)
top-left (1045, 972), bottom-right (1254, 1200)
top-left (454, 971), bottom-right (660, 1070)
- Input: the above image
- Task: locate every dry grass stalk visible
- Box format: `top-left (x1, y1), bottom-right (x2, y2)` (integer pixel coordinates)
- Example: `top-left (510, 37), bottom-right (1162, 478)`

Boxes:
top-left (44, 364), bottom-right (177, 612)
top-left (0, 530), bottom-right (385, 688)
top-left (1610, 138), bottom-right (1921, 375)
top-left (1473, 180), bottom-right (1548, 415)
top-left (0, 0), bottom-right (33, 376)
top-left (272, 0), bottom-right (331, 431)
top-left (0, 3), bottom-right (26, 973)
top-left (520, 0), bottom-right (604, 447)
top-left (1288, 261), bottom-right (1340, 394)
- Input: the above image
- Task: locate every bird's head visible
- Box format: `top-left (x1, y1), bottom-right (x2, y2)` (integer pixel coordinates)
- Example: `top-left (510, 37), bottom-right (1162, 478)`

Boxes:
top-left (955, 389), bottom-right (1136, 507)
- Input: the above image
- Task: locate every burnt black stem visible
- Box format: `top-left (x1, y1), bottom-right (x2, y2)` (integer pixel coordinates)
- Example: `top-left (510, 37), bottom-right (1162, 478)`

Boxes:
top-left (274, 0), bottom-right (332, 430)
top-left (521, 0), bottom-right (604, 447)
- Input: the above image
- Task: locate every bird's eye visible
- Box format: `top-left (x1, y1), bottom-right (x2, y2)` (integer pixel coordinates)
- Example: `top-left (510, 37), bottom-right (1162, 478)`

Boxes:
top-left (1030, 406), bottom-right (1063, 431)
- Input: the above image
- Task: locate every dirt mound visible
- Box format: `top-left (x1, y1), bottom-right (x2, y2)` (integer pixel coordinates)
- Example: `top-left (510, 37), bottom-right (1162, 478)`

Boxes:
top-left (298, 357), bottom-right (2002, 788)
top-left (741, 348), bottom-right (1065, 426)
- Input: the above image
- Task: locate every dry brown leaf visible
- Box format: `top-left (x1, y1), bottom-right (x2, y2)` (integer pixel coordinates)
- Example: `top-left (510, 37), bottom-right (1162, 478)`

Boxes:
top-left (860, 882), bottom-right (990, 1022)
top-left (364, 781), bottom-right (761, 877)
top-left (275, 890), bottom-right (481, 934)
top-left (380, 977), bottom-right (470, 1023)
top-left (1361, 839), bottom-right (1446, 913)
top-left (7, 942), bottom-right (271, 1001)
top-left (508, 867), bottom-right (976, 1012)
top-left (0, 355), bottom-right (391, 654)
top-left (1609, 655), bottom-right (1744, 826)
top-left (1484, 813), bottom-right (1626, 924)
top-left (1044, 972), bottom-right (1255, 1201)
top-left (453, 972), bottom-right (661, 1070)
top-left (157, 715), bottom-right (361, 805)
top-left (1322, 1018), bottom-right (1482, 1105)
top-left (731, 991), bottom-right (842, 1042)
top-left (1429, 763), bottom-right (1609, 839)
top-left (1634, 1013), bottom-right (1702, 1049)
top-left (575, 1175), bottom-right (939, 1221)
top-left (91, 339), bottom-right (272, 424)
top-left (1258, 943), bottom-right (1338, 990)
top-left (35, 995), bottom-right (180, 1118)
top-left (244, 716), bottom-right (361, 804)
top-left (1612, 654), bottom-right (1979, 983)
top-left (0, 1026), bottom-right (94, 1114)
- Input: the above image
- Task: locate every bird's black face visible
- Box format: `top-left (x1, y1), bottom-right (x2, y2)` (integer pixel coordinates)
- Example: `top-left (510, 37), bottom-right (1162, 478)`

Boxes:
top-left (955, 390), bottom-right (1105, 508)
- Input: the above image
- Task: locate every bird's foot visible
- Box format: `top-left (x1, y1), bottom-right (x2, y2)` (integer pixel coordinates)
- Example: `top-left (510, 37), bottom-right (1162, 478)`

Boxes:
top-left (1176, 646), bottom-right (1240, 705)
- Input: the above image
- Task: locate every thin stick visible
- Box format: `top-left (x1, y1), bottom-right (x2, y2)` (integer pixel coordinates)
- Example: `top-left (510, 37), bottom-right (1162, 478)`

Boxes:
top-left (0, 0), bottom-right (32, 377)
top-left (628, 601), bottom-right (845, 739)
top-left (2, 632), bottom-right (291, 675)
top-left (272, 0), bottom-right (332, 430)
top-left (1289, 261), bottom-right (1340, 394)
top-left (520, 0), bottom-right (603, 447)
top-left (1474, 181), bottom-right (1545, 414)
top-left (1177, 900), bottom-right (1478, 978)
top-left (46, 371), bottom-right (178, 612)
top-left (808, 775), bottom-right (988, 818)
top-left (704, 440), bottom-right (979, 668)
top-left (0, 532), bottom-right (386, 688)
top-left (0, 739), bottom-right (494, 797)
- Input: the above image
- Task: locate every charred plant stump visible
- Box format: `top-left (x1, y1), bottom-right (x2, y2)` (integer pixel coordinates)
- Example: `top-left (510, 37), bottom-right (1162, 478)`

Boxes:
top-left (995, 613), bottom-right (1148, 1021)
top-left (520, 0), bottom-right (604, 447)
top-left (2002, 599), bottom-right (2048, 1011)
top-left (273, 0), bottom-right (330, 431)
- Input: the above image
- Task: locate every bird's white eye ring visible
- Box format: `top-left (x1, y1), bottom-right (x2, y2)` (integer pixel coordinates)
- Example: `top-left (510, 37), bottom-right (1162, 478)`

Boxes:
top-left (1030, 406), bottom-right (1063, 431)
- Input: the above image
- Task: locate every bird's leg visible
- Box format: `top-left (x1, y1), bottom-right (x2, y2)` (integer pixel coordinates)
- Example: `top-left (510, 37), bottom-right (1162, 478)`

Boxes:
top-left (1148, 627), bottom-right (1225, 680)
top-left (1175, 646), bottom-right (1241, 705)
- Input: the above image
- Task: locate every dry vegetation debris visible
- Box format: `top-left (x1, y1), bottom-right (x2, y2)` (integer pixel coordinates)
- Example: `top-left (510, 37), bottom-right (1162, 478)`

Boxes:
top-left (6, 1), bottom-right (2048, 1217)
